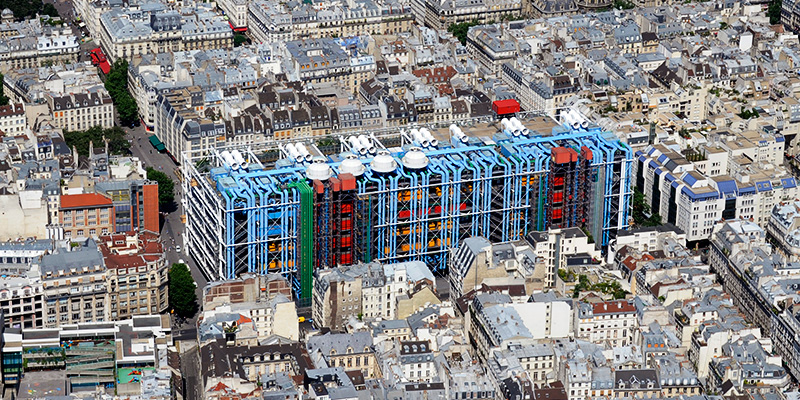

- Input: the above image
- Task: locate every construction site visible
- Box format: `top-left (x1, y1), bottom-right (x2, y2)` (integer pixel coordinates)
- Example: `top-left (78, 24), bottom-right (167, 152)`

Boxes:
top-left (182, 109), bottom-right (633, 303)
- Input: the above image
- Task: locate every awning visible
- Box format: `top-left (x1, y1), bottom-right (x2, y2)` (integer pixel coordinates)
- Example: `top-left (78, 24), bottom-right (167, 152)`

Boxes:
top-left (149, 135), bottom-right (166, 151)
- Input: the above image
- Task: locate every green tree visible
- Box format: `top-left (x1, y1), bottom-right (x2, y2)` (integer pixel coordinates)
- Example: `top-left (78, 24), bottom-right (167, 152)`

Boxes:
top-left (0, 73), bottom-right (9, 106)
top-left (146, 167), bottom-right (174, 208)
top-left (447, 19), bottom-right (480, 45)
top-left (233, 33), bottom-right (248, 47)
top-left (64, 126), bottom-right (130, 157)
top-left (41, 3), bottom-right (58, 17)
top-left (613, 0), bottom-right (635, 9)
top-left (769, 0), bottom-right (782, 25)
top-left (104, 59), bottom-right (139, 126)
top-left (632, 187), bottom-right (662, 227)
top-left (169, 263), bottom-right (198, 318)
top-left (0, 0), bottom-right (58, 20)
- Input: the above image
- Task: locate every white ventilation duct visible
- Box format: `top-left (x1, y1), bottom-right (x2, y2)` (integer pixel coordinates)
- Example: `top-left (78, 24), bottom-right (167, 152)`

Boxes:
top-left (358, 135), bottom-right (376, 154)
top-left (450, 124), bottom-right (469, 144)
top-left (284, 143), bottom-right (303, 163)
top-left (231, 150), bottom-right (248, 170)
top-left (402, 147), bottom-right (429, 169)
top-left (220, 151), bottom-right (239, 170)
top-left (348, 136), bottom-right (366, 155)
top-left (411, 128), bottom-right (429, 148)
top-left (420, 128), bottom-right (438, 147)
top-left (295, 143), bottom-right (313, 162)
top-left (339, 154), bottom-right (365, 176)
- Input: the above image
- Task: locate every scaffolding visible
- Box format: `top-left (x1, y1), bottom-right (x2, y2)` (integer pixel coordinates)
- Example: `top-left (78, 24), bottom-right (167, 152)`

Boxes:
top-left (183, 116), bottom-right (632, 301)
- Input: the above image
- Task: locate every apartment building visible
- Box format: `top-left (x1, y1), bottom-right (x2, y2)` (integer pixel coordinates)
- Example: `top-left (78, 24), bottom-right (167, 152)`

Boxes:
top-left (248, 0), bottom-right (412, 44)
top-left (154, 88), bottom-right (228, 159)
top-left (578, 300), bottom-right (637, 347)
top-left (413, 0), bottom-right (521, 30)
top-left (635, 139), bottom-right (796, 242)
top-left (47, 91), bottom-right (114, 132)
top-left (467, 26), bottom-right (516, 77)
top-left (58, 193), bottom-right (116, 240)
top-left (306, 332), bottom-right (381, 378)
top-left (0, 276), bottom-right (44, 330)
top-left (0, 19), bottom-right (79, 72)
top-left (33, 240), bottom-right (108, 328)
top-left (0, 104), bottom-right (26, 135)
top-left (449, 237), bottom-right (549, 303)
top-left (312, 261), bottom-right (434, 330)
top-left (97, 5), bottom-right (231, 63)
top-left (469, 293), bottom-right (574, 361)
top-left (98, 231), bottom-right (168, 319)
top-left (286, 39), bottom-right (375, 94)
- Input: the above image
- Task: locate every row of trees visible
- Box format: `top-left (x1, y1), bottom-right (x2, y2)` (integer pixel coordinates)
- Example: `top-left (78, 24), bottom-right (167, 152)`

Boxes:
top-left (169, 263), bottom-right (198, 319)
top-left (104, 60), bottom-right (139, 126)
top-left (146, 167), bottom-right (175, 208)
top-left (64, 126), bottom-right (130, 157)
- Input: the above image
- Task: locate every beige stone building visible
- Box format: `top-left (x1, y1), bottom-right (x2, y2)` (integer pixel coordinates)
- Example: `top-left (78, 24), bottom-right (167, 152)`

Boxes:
top-left (47, 91), bottom-right (115, 132)
top-left (98, 231), bottom-right (169, 319)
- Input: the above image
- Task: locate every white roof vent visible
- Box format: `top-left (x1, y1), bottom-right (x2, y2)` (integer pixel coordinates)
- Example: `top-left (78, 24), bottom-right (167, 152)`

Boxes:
top-left (339, 154), bottom-right (365, 176)
top-left (371, 150), bottom-right (397, 173)
top-left (306, 159), bottom-right (333, 180)
top-left (402, 147), bottom-right (428, 169)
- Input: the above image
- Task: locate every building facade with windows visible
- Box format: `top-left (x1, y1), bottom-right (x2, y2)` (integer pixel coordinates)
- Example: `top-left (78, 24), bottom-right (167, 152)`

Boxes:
top-left (98, 231), bottom-right (168, 320)
top-left (33, 239), bottom-right (108, 328)
top-left (58, 193), bottom-right (116, 240)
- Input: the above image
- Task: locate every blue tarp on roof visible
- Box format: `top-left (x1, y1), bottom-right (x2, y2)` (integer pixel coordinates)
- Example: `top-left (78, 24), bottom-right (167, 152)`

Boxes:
top-left (654, 168), bottom-right (663, 176)
top-left (665, 173), bottom-right (676, 182)
top-left (658, 154), bottom-right (668, 164)
top-left (671, 181), bottom-right (681, 189)
top-left (717, 180), bottom-right (737, 194)
top-left (782, 177), bottom-right (797, 188)
top-left (649, 160), bottom-right (659, 169)
top-left (777, 135), bottom-right (785, 143)
top-left (756, 181), bottom-right (773, 192)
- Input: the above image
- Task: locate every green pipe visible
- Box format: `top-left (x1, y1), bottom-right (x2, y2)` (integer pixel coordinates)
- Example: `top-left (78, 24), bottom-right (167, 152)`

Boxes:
top-left (288, 180), bottom-right (313, 301)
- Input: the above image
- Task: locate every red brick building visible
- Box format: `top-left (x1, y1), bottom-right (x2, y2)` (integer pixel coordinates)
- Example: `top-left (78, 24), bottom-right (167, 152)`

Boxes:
top-left (58, 193), bottom-right (116, 239)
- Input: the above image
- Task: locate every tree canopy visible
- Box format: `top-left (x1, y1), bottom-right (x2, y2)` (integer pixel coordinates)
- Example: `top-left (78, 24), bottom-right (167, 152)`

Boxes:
top-left (447, 20), bottom-right (480, 46)
top-left (104, 59), bottom-right (139, 126)
top-left (0, 0), bottom-right (59, 20)
top-left (632, 187), bottom-right (662, 227)
top-left (169, 263), bottom-right (198, 319)
top-left (233, 33), bottom-right (248, 47)
top-left (0, 73), bottom-right (9, 106)
top-left (769, 0), bottom-right (782, 25)
top-left (64, 126), bottom-right (130, 157)
top-left (146, 167), bottom-right (174, 208)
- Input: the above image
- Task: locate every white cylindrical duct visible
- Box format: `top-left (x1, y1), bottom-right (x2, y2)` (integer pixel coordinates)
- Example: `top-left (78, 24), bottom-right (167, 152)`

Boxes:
top-left (449, 124), bottom-right (460, 136)
top-left (348, 136), bottom-right (365, 155)
top-left (358, 135), bottom-right (376, 154)
top-left (295, 143), bottom-right (313, 162)
top-left (220, 151), bottom-right (239, 170)
top-left (420, 128), bottom-right (437, 147)
top-left (581, 121), bottom-right (590, 129)
top-left (412, 128), bottom-right (429, 148)
top-left (231, 150), bottom-right (248, 170)
top-left (283, 143), bottom-right (303, 162)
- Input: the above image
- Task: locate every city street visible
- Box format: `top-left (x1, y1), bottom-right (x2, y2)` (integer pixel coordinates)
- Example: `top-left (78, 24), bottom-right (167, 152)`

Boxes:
top-left (125, 126), bottom-right (207, 312)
